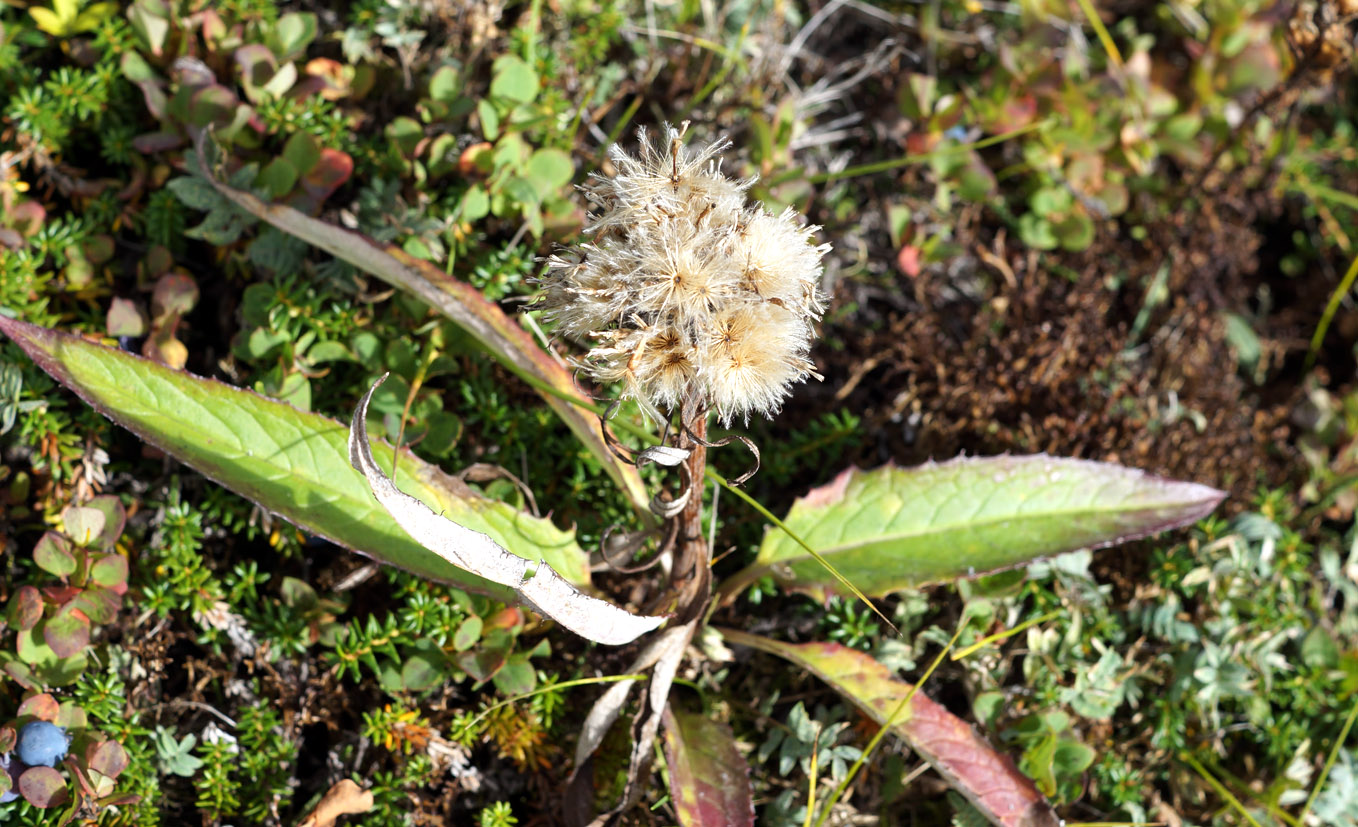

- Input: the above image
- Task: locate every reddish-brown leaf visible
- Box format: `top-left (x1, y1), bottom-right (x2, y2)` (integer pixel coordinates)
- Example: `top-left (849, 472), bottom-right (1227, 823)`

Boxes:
top-left (721, 629), bottom-right (1060, 827)
top-left (9, 586), bottom-right (44, 631)
top-left (662, 707), bottom-right (753, 827)
top-left (87, 741), bottom-right (130, 779)
top-left (43, 606), bottom-right (90, 659)
top-left (17, 693), bottom-right (59, 722)
top-left (18, 766), bottom-right (69, 808)
top-left (89, 554), bottom-right (130, 594)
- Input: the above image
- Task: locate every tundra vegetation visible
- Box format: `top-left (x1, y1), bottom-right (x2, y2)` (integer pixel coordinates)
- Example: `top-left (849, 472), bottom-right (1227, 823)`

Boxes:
top-left (0, 1), bottom-right (1356, 826)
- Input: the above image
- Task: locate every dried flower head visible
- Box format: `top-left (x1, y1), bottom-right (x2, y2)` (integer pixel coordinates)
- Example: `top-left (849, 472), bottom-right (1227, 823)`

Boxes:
top-left (536, 123), bottom-right (829, 424)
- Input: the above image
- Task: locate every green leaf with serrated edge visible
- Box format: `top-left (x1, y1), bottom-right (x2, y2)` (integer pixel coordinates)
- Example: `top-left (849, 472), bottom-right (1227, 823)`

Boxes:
top-left (720, 629), bottom-right (1060, 827)
top-left (662, 706), bottom-right (753, 827)
top-left (0, 316), bottom-right (589, 602)
top-left (192, 135), bottom-right (650, 516)
top-left (721, 457), bottom-right (1224, 602)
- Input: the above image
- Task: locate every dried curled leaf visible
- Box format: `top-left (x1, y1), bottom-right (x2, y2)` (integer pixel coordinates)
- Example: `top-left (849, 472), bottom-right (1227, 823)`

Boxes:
top-left (297, 779), bottom-right (374, 827)
top-left (348, 375), bottom-right (665, 646)
top-left (567, 620), bottom-right (698, 826)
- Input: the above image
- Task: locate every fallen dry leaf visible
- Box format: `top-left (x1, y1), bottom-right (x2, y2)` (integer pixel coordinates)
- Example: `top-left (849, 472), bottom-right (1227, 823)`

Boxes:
top-left (297, 779), bottom-right (373, 827)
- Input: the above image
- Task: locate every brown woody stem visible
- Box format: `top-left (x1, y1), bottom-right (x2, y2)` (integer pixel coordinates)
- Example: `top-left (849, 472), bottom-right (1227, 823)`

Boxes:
top-left (672, 397), bottom-right (710, 623)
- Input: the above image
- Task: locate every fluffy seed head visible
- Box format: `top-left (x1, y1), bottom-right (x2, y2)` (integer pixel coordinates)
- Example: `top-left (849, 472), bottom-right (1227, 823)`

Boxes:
top-left (535, 123), bottom-right (829, 424)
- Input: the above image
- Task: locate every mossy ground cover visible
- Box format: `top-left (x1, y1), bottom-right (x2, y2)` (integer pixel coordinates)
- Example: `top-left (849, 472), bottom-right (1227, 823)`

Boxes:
top-left (1, 1), bottom-right (1357, 825)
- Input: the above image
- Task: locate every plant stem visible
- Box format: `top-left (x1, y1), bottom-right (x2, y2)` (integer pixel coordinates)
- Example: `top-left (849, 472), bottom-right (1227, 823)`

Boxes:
top-left (673, 397), bottom-right (710, 623)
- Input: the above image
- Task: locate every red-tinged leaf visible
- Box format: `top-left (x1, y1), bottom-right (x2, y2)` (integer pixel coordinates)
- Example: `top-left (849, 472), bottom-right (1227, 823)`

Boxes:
top-left (61, 504), bottom-right (105, 547)
top-left (41, 585), bottom-right (80, 605)
top-left (720, 629), bottom-right (1059, 827)
top-left (194, 135), bottom-right (650, 515)
top-left (33, 532), bottom-right (76, 578)
top-left (145, 245), bottom-right (174, 277)
top-left (456, 648), bottom-right (507, 684)
top-left (89, 554), bottom-right (129, 593)
top-left (82, 235), bottom-right (116, 265)
top-left (17, 693), bottom-right (59, 722)
top-left (299, 148), bottom-right (353, 201)
top-left (662, 707), bottom-right (754, 827)
top-left (897, 244), bottom-right (922, 277)
top-left (10, 201), bottom-right (46, 237)
top-left (282, 131), bottom-right (321, 176)
top-left (187, 84), bottom-right (237, 128)
top-left (18, 766), bottom-right (69, 808)
top-left (87, 741), bottom-right (129, 778)
top-left (9, 586), bottom-right (44, 631)
top-left (84, 495), bottom-right (126, 551)
top-left (484, 607), bottom-right (523, 631)
top-left (0, 726), bottom-right (14, 753)
top-left (304, 57), bottom-right (351, 100)
top-left (43, 606), bottom-right (90, 659)
top-left (723, 456), bottom-right (1225, 602)
top-left (72, 586), bottom-right (121, 625)
top-left (235, 43), bottom-right (277, 90)
top-left (151, 272), bottom-right (199, 321)
top-left (4, 661), bottom-right (40, 691)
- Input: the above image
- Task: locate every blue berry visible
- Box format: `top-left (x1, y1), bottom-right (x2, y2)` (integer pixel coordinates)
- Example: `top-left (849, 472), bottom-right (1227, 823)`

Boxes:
top-left (16, 721), bottom-right (69, 768)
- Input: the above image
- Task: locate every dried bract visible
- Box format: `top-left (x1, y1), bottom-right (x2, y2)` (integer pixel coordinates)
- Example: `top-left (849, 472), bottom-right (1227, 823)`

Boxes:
top-left (536, 124), bottom-right (829, 424)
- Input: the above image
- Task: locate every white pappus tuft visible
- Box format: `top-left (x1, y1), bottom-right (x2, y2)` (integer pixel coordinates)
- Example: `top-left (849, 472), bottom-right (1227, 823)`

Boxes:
top-left (534, 122), bottom-right (830, 424)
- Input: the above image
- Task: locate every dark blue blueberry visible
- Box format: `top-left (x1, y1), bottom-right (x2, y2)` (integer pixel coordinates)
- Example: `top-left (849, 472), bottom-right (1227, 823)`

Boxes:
top-left (16, 721), bottom-right (69, 768)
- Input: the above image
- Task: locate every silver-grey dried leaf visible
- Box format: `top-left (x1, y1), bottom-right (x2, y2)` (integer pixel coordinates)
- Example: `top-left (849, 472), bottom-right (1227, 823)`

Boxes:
top-left (635, 445), bottom-right (691, 468)
top-left (348, 375), bottom-right (666, 646)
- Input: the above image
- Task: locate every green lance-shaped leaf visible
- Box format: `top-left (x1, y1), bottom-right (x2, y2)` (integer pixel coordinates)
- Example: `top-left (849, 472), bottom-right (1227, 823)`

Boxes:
top-left (0, 315), bottom-right (588, 602)
top-left (720, 629), bottom-right (1060, 827)
top-left (191, 133), bottom-right (650, 516)
top-left (662, 706), bottom-right (753, 827)
top-left (722, 456), bottom-right (1224, 601)
top-left (348, 375), bottom-right (666, 646)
